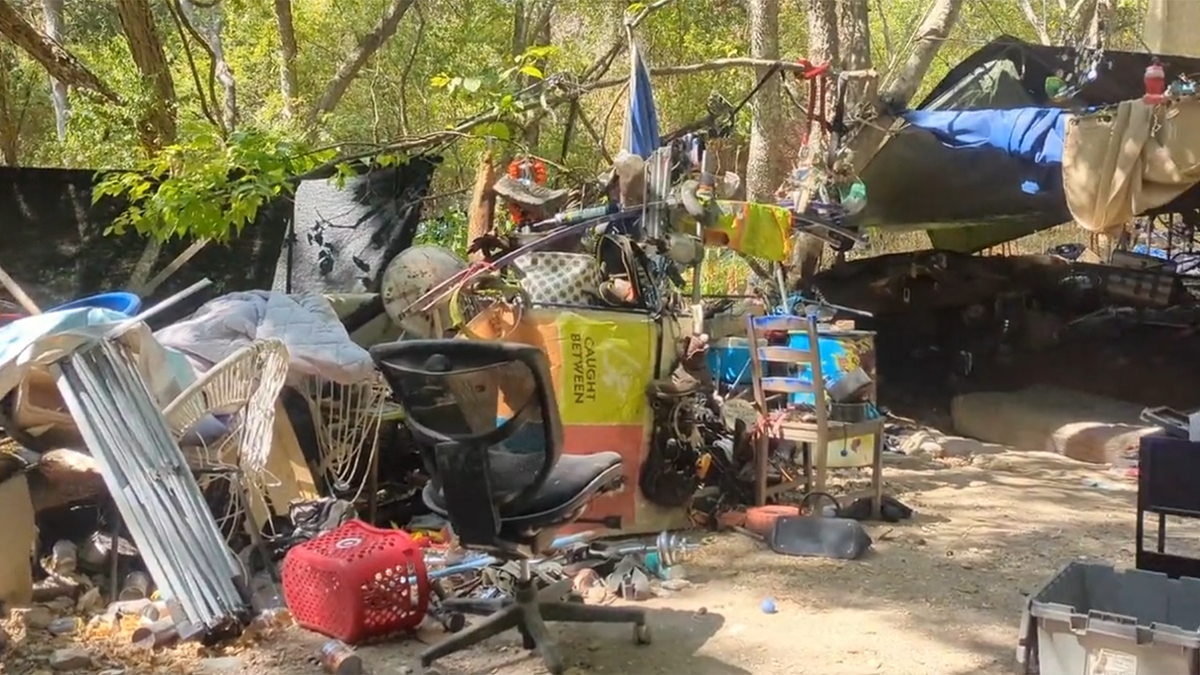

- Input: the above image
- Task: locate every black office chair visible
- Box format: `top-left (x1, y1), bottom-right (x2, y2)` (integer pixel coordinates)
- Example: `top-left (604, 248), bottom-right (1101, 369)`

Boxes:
top-left (371, 339), bottom-right (651, 675)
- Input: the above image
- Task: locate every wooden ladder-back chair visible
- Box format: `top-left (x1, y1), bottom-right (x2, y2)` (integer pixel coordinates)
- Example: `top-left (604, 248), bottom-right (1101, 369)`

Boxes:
top-left (746, 313), bottom-right (885, 519)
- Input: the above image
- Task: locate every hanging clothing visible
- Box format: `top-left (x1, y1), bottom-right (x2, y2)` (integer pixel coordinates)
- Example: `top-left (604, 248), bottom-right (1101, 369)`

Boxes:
top-left (703, 201), bottom-right (794, 262)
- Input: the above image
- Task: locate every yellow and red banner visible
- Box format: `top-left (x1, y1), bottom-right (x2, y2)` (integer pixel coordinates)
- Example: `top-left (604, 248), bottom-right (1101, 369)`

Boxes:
top-left (464, 306), bottom-right (659, 523)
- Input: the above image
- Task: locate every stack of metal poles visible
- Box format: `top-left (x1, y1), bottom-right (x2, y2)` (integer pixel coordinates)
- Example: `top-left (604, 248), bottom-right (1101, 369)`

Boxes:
top-left (54, 338), bottom-right (248, 634)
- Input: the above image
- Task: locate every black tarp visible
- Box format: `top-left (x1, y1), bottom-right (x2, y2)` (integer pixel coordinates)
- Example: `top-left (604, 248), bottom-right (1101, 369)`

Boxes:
top-left (0, 160), bottom-right (438, 308)
top-left (0, 166), bottom-right (291, 307)
top-left (275, 156), bottom-right (440, 294)
top-left (856, 36), bottom-right (1200, 252)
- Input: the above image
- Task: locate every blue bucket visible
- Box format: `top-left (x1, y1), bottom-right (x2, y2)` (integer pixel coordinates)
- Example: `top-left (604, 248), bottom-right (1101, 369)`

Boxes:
top-left (50, 291), bottom-right (144, 316)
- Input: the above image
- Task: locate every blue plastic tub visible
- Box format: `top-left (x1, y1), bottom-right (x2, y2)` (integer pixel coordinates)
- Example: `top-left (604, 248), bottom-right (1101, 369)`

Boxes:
top-left (707, 330), bottom-right (878, 399)
top-left (49, 291), bottom-right (143, 316)
top-left (707, 337), bottom-right (756, 386)
top-left (787, 330), bottom-right (876, 405)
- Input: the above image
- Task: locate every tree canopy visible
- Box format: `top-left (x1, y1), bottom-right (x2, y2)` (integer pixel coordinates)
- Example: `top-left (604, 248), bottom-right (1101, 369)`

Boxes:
top-left (0, 0), bottom-right (1153, 244)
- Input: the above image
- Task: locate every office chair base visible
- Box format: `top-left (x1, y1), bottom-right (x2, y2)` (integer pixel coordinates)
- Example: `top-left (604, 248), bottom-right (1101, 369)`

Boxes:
top-left (419, 579), bottom-right (650, 675)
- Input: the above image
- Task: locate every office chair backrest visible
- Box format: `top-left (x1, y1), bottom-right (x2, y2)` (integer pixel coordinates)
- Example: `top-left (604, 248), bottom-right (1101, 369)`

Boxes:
top-left (371, 339), bottom-right (563, 546)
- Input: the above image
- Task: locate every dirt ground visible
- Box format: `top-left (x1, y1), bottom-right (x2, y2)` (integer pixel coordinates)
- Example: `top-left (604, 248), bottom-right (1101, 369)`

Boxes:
top-left (7, 445), bottom-right (1161, 675)
top-left (335, 451), bottom-right (1141, 675)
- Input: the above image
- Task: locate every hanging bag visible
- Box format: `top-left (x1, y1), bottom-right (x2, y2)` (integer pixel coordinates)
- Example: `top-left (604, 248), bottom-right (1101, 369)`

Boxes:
top-left (511, 251), bottom-right (601, 306)
top-left (594, 233), bottom-right (656, 309)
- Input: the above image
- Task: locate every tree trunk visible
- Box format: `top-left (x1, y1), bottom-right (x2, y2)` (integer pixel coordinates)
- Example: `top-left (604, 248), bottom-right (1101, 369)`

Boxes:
top-left (114, 0), bottom-right (176, 288)
top-left (0, 0), bottom-right (119, 103)
top-left (744, 0), bottom-right (783, 202)
top-left (511, 0), bottom-right (529, 58)
top-left (115, 0), bottom-right (178, 150)
top-left (787, 0), bottom-right (839, 283)
top-left (273, 0), bottom-right (299, 121)
top-left (179, 0), bottom-right (238, 131)
top-left (836, 0), bottom-right (874, 112)
top-left (1087, 0), bottom-right (1109, 48)
top-left (40, 0), bottom-right (68, 141)
top-left (882, 0), bottom-right (965, 105)
top-left (802, 0), bottom-right (838, 183)
top-left (0, 46), bottom-right (20, 165)
top-left (521, 2), bottom-right (554, 148)
top-left (306, 0), bottom-right (415, 132)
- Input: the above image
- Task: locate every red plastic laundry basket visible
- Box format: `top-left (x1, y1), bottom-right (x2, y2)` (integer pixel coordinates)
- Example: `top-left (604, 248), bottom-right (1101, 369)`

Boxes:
top-left (281, 520), bottom-right (429, 643)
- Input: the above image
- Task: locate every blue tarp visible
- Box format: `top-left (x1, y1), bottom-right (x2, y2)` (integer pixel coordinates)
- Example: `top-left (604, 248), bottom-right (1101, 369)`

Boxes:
top-left (621, 42), bottom-right (660, 159)
top-left (902, 107), bottom-right (1068, 194)
top-left (902, 108), bottom-right (1068, 166)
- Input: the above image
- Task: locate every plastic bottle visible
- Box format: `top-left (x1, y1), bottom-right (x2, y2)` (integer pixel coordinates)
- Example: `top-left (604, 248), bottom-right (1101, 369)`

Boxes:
top-left (139, 601), bottom-right (171, 623)
top-left (248, 608), bottom-right (294, 633)
top-left (119, 571), bottom-right (151, 601)
top-left (48, 540), bottom-right (77, 575)
top-left (48, 617), bottom-right (82, 636)
top-left (1145, 59), bottom-right (1167, 104)
top-left (317, 640), bottom-right (364, 675)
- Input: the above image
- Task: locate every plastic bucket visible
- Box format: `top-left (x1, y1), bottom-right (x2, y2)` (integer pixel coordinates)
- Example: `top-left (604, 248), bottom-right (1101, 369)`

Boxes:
top-left (49, 291), bottom-right (143, 316)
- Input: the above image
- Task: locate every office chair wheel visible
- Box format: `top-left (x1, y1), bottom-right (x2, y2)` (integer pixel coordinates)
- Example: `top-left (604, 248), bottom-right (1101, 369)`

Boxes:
top-left (634, 622), bottom-right (652, 645)
top-left (543, 650), bottom-right (567, 675)
top-left (518, 624), bottom-right (537, 650)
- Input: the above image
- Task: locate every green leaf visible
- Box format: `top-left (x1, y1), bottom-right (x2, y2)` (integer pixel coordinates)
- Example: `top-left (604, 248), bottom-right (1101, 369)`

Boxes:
top-left (429, 73), bottom-right (452, 88)
top-left (461, 77), bottom-right (483, 93)
top-left (524, 45), bottom-right (558, 60)
top-left (519, 65), bottom-right (544, 80)
top-left (473, 121), bottom-right (511, 141)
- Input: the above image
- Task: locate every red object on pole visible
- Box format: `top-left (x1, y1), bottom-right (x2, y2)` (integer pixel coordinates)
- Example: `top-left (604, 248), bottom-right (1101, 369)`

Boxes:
top-left (1145, 59), bottom-right (1167, 104)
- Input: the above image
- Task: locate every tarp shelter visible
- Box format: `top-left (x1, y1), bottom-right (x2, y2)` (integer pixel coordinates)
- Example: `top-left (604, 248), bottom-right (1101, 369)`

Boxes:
top-left (856, 36), bottom-right (1200, 252)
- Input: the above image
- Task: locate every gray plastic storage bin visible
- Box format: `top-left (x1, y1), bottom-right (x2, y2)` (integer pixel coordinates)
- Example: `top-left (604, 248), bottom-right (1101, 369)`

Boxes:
top-left (1025, 562), bottom-right (1200, 675)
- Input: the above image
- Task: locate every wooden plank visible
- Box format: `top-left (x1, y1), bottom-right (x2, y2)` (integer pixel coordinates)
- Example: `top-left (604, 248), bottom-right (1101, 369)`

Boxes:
top-left (135, 238), bottom-right (210, 297)
top-left (0, 474), bottom-right (35, 606)
top-left (760, 376), bottom-right (816, 393)
top-left (757, 346), bottom-right (812, 363)
top-left (264, 402), bottom-right (319, 514)
top-left (0, 261), bottom-right (41, 314)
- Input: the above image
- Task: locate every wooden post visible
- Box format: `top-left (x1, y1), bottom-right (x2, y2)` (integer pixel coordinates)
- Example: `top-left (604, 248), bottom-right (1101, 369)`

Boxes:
top-left (0, 262), bottom-right (41, 315)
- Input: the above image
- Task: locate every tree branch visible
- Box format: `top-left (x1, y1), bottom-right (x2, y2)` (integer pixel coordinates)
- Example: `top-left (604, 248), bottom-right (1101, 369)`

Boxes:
top-left (166, 0), bottom-right (221, 131)
top-left (1017, 0), bottom-right (1053, 45)
top-left (177, 0), bottom-right (238, 131)
top-left (0, 46), bottom-right (20, 165)
top-left (304, 58), bottom-right (876, 177)
top-left (881, 0), bottom-right (965, 105)
top-left (306, 0), bottom-right (416, 131)
top-left (0, 0), bottom-right (120, 104)
top-left (587, 59), bottom-right (876, 91)
top-left (40, 0), bottom-right (69, 141)
top-left (579, 0), bottom-right (677, 82)
top-left (115, 0), bottom-right (178, 149)
top-left (873, 0), bottom-right (894, 64)
top-left (397, 1), bottom-right (425, 136)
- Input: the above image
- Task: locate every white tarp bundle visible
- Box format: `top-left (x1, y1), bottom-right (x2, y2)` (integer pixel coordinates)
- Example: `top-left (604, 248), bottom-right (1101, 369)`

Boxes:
top-left (154, 291), bottom-right (376, 384)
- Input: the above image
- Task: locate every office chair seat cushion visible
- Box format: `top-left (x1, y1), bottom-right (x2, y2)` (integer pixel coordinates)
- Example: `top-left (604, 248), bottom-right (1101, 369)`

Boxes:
top-left (424, 451), bottom-right (624, 523)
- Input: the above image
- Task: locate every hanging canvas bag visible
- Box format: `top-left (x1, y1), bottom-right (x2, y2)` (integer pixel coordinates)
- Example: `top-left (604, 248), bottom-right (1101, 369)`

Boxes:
top-left (511, 251), bottom-right (601, 306)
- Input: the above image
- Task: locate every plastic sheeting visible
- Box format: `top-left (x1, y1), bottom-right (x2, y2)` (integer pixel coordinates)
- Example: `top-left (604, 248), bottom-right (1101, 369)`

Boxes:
top-left (621, 42), bottom-right (660, 159)
top-left (902, 108), bottom-right (1068, 167)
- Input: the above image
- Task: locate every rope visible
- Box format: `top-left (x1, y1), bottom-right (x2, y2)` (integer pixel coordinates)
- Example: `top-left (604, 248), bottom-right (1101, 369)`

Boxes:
top-left (791, 59), bottom-right (833, 146)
